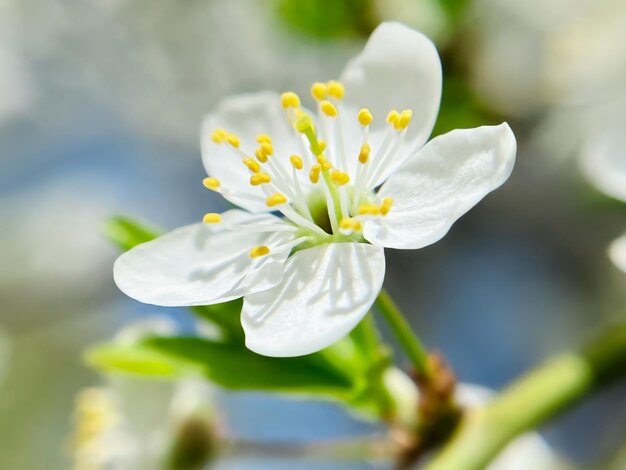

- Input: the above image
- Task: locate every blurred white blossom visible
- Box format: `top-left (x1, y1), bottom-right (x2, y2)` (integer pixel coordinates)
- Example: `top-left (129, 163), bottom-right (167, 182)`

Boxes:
top-left (71, 319), bottom-right (217, 470)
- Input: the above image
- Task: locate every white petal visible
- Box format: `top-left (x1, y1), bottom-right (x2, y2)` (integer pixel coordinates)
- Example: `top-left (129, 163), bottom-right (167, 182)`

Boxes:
top-left (609, 233), bottom-right (626, 273)
top-left (339, 22), bottom-right (442, 176)
top-left (241, 242), bottom-right (385, 357)
top-left (201, 92), bottom-right (307, 213)
top-left (580, 123), bottom-right (626, 203)
top-left (114, 210), bottom-right (294, 306)
top-left (364, 123), bottom-right (516, 249)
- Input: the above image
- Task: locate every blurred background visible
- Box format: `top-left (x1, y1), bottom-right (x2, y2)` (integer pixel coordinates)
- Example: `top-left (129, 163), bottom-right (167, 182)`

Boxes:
top-left (1, 0), bottom-right (625, 468)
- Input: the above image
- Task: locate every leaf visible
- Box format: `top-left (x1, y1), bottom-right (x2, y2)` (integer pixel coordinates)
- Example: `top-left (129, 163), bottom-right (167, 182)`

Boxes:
top-left (87, 336), bottom-right (362, 399)
top-left (147, 337), bottom-right (357, 395)
top-left (85, 342), bottom-right (187, 377)
top-left (104, 216), bottom-right (161, 251)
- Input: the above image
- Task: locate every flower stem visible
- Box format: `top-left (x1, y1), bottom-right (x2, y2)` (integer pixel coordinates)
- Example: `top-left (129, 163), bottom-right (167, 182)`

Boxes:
top-left (375, 288), bottom-right (430, 379)
top-left (424, 322), bottom-right (626, 470)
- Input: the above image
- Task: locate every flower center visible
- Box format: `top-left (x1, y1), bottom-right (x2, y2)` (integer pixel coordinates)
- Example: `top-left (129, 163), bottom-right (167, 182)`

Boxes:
top-left (202, 80), bottom-right (414, 258)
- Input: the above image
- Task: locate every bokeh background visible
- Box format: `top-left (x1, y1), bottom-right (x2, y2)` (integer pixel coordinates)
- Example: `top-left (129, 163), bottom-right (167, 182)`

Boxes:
top-left (1, 0), bottom-right (625, 468)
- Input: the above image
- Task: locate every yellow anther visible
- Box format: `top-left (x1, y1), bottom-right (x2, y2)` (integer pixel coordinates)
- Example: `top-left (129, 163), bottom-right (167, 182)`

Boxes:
top-left (317, 154), bottom-right (332, 171)
top-left (281, 91), bottom-right (301, 108)
top-left (330, 170), bottom-right (350, 186)
top-left (249, 245), bottom-right (271, 258)
top-left (266, 192), bottom-right (288, 207)
top-left (211, 128), bottom-right (228, 143)
top-left (225, 133), bottom-right (240, 148)
top-left (318, 140), bottom-right (327, 152)
top-left (386, 109), bottom-right (400, 127)
top-left (327, 80), bottom-right (345, 99)
top-left (380, 197), bottom-right (394, 215)
top-left (358, 204), bottom-right (381, 216)
top-left (203, 213), bottom-right (221, 224)
top-left (358, 143), bottom-right (371, 164)
top-left (320, 100), bottom-right (338, 117)
top-left (260, 142), bottom-right (273, 156)
top-left (290, 155), bottom-right (303, 170)
top-left (256, 134), bottom-right (272, 144)
top-left (294, 114), bottom-right (314, 133)
top-left (243, 157), bottom-right (261, 174)
top-left (250, 173), bottom-right (271, 186)
top-left (202, 177), bottom-right (221, 191)
top-left (309, 164), bottom-right (322, 183)
top-left (339, 218), bottom-right (362, 232)
top-left (311, 82), bottom-right (328, 101)
top-left (357, 108), bottom-right (373, 126)
top-left (255, 148), bottom-right (269, 163)
top-left (397, 110), bottom-right (413, 130)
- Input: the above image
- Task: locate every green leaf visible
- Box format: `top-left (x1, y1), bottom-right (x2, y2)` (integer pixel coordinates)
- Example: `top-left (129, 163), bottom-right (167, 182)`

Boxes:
top-left (86, 336), bottom-right (364, 400)
top-left (104, 216), bottom-right (161, 251)
top-left (85, 341), bottom-right (188, 377)
top-left (147, 337), bottom-right (357, 395)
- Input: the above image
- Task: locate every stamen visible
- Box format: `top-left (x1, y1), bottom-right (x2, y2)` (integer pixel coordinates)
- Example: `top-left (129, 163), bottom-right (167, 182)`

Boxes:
top-left (358, 204), bottom-right (381, 216)
top-left (250, 173), bottom-right (271, 186)
top-left (327, 80), bottom-right (345, 99)
top-left (249, 245), bottom-right (270, 258)
top-left (225, 133), bottom-right (240, 148)
top-left (309, 164), bottom-right (321, 183)
top-left (256, 134), bottom-right (272, 144)
top-left (311, 82), bottom-right (328, 101)
top-left (290, 155), bottom-right (303, 170)
top-left (318, 140), bottom-right (327, 152)
top-left (288, 158), bottom-right (313, 220)
top-left (202, 177), bottom-right (221, 191)
top-left (386, 110), bottom-right (400, 128)
top-left (358, 143), bottom-right (371, 164)
top-left (380, 197), bottom-right (393, 216)
top-left (281, 92), bottom-right (301, 109)
top-left (266, 192), bottom-right (288, 207)
top-left (243, 157), bottom-right (261, 174)
top-left (260, 142), bottom-right (273, 156)
top-left (320, 100), bottom-right (337, 117)
top-left (357, 109), bottom-right (373, 126)
top-left (364, 126), bottom-right (408, 189)
top-left (202, 213), bottom-right (221, 224)
top-left (397, 110), bottom-right (412, 130)
top-left (339, 217), bottom-right (362, 232)
top-left (255, 148), bottom-right (269, 163)
top-left (330, 170), bottom-right (350, 186)
top-left (211, 128), bottom-right (228, 143)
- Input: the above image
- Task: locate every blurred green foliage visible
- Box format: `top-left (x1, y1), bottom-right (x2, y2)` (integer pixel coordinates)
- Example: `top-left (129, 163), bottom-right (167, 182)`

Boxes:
top-left (104, 216), bottom-right (161, 252)
top-left (433, 76), bottom-right (501, 137)
top-left (275, 0), bottom-right (378, 39)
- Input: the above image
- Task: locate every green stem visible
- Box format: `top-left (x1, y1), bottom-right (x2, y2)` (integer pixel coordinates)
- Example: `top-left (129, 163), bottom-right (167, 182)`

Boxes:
top-left (351, 313), bottom-right (394, 418)
top-left (375, 288), bottom-right (430, 378)
top-left (424, 323), bottom-right (626, 470)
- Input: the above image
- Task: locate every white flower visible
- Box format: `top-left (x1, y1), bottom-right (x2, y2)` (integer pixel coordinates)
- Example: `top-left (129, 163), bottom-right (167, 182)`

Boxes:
top-left (71, 319), bottom-right (216, 470)
top-left (114, 22), bottom-right (516, 357)
top-left (71, 379), bottom-right (215, 470)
